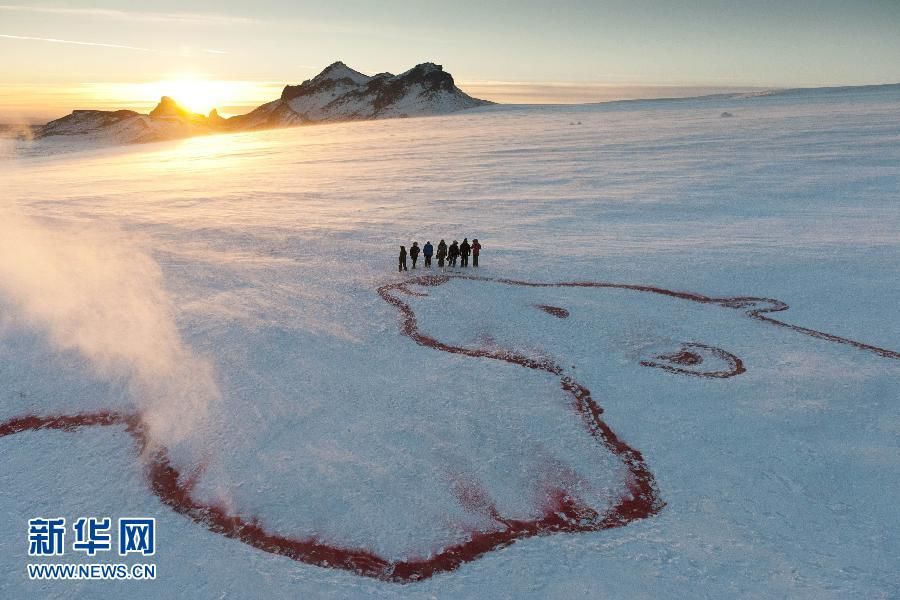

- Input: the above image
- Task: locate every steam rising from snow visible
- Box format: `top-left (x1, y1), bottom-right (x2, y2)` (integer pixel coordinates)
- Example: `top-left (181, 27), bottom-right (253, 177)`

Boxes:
top-left (0, 207), bottom-right (219, 445)
top-left (0, 122), bottom-right (34, 158)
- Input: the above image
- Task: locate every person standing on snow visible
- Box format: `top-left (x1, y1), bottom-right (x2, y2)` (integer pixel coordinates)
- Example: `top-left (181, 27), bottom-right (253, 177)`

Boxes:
top-left (423, 241), bottom-right (434, 267)
top-left (448, 240), bottom-right (460, 267)
top-left (399, 245), bottom-right (408, 272)
top-left (459, 238), bottom-right (471, 267)
top-left (436, 239), bottom-right (448, 267)
top-left (471, 238), bottom-right (482, 267)
top-left (410, 242), bottom-right (420, 269)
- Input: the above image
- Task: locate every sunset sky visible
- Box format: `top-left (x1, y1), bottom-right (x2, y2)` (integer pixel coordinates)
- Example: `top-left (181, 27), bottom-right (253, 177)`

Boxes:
top-left (2, 0), bottom-right (899, 121)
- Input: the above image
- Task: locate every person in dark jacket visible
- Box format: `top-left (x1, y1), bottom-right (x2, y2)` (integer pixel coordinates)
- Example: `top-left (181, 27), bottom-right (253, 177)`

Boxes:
top-left (459, 238), bottom-right (471, 267)
top-left (448, 240), bottom-right (460, 267)
top-left (471, 238), bottom-right (482, 267)
top-left (436, 239), bottom-right (448, 267)
top-left (398, 245), bottom-right (408, 272)
top-left (423, 241), bottom-right (434, 267)
top-left (410, 242), bottom-right (420, 269)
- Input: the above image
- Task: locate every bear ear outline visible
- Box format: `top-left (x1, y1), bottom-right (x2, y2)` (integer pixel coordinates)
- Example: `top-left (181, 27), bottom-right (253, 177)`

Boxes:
top-left (534, 304), bottom-right (570, 319)
top-left (640, 342), bottom-right (746, 379)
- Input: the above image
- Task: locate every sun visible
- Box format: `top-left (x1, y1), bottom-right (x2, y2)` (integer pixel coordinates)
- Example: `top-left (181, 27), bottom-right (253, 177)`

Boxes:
top-left (159, 78), bottom-right (221, 115)
top-left (92, 78), bottom-right (280, 118)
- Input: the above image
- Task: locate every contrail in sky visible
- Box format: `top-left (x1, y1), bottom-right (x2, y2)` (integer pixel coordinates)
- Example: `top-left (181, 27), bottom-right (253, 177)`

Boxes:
top-left (0, 5), bottom-right (255, 25)
top-left (0, 33), bottom-right (157, 52)
top-left (0, 33), bottom-right (227, 55)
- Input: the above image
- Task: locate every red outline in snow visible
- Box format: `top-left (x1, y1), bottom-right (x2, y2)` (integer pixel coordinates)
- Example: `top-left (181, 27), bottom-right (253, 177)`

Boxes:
top-left (1, 274), bottom-right (896, 583)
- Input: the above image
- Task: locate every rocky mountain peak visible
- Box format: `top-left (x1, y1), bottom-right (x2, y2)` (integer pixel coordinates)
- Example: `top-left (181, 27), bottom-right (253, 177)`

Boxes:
top-left (149, 96), bottom-right (198, 119)
top-left (281, 61), bottom-right (374, 101)
top-left (208, 108), bottom-right (226, 124)
top-left (319, 60), bottom-right (348, 74)
top-left (395, 63), bottom-right (455, 93)
top-left (403, 62), bottom-right (442, 75)
top-left (313, 61), bottom-right (371, 85)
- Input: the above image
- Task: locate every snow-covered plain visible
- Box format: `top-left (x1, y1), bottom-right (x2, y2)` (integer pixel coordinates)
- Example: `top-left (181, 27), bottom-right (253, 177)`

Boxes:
top-left (1, 85), bottom-right (899, 598)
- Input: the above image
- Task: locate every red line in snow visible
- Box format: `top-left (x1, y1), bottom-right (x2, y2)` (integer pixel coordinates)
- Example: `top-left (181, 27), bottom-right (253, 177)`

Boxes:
top-left (535, 304), bottom-right (570, 318)
top-left (1, 274), bottom-right (895, 583)
top-left (640, 342), bottom-right (745, 378)
top-left (435, 274), bottom-right (900, 360)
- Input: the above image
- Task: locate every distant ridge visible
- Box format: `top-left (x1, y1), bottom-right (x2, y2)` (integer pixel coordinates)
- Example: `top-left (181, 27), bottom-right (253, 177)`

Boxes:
top-left (569, 81), bottom-right (900, 108)
top-left (35, 61), bottom-right (491, 145)
top-left (25, 79), bottom-right (900, 148)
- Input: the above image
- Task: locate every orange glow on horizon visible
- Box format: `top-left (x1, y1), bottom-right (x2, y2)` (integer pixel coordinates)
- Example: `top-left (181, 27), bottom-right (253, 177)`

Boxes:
top-left (0, 78), bottom-right (768, 124)
top-left (0, 79), bottom-right (284, 122)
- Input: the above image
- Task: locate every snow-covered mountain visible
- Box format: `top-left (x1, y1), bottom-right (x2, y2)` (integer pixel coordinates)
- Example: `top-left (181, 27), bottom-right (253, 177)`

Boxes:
top-left (37, 97), bottom-right (220, 145)
top-left (231, 62), bottom-right (489, 129)
top-left (35, 62), bottom-right (490, 145)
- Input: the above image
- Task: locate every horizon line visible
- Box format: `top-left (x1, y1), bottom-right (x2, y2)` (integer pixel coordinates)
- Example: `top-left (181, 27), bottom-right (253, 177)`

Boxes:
top-left (3, 80), bottom-right (900, 126)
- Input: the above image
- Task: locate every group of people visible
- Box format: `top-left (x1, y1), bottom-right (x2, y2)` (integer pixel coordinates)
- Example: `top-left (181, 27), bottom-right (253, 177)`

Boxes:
top-left (399, 238), bottom-right (481, 272)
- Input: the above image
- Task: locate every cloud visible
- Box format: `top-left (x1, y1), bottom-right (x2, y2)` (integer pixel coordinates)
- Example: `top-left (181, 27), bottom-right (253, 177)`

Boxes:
top-left (0, 207), bottom-right (221, 447)
top-left (0, 5), bottom-right (255, 25)
top-left (0, 3), bottom-right (449, 42)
